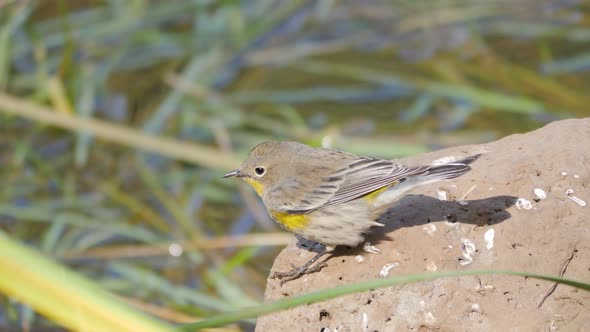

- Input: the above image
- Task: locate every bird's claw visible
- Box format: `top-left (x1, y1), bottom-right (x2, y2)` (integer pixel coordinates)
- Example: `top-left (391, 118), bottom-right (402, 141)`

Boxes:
top-left (272, 262), bottom-right (328, 286)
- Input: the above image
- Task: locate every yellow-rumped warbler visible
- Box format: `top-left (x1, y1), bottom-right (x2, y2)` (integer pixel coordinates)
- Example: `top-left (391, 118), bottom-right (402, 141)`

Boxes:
top-left (224, 141), bottom-right (480, 284)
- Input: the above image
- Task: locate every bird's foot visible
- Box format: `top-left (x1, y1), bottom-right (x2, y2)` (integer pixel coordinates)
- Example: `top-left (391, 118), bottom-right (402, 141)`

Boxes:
top-left (272, 262), bottom-right (327, 285)
top-left (271, 249), bottom-right (330, 286)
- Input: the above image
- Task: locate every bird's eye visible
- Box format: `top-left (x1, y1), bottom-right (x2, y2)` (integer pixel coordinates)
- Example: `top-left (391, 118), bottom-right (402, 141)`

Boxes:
top-left (254, 167), bottom-right (266, 176)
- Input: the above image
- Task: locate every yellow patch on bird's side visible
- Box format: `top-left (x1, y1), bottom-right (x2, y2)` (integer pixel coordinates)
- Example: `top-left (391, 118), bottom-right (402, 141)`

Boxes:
top-left (270, 210), bottom-right (310, 231)
top-left (362, 182), bottom-right (398, 203)
top-left (243, 178), bottom-right (264, 196)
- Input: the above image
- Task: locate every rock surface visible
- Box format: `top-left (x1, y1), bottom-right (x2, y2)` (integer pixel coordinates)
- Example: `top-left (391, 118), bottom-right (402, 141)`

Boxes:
top-left (256, 118), bottom-right (590, 332)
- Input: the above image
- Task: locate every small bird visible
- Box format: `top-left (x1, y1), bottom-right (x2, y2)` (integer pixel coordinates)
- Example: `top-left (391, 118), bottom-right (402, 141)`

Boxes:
top-left (224, 141), bottom-right (480, 284)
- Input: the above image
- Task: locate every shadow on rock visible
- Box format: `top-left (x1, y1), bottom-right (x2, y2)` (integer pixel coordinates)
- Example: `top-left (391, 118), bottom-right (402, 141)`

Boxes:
top-left (369, 194), bottom-right (518, 246)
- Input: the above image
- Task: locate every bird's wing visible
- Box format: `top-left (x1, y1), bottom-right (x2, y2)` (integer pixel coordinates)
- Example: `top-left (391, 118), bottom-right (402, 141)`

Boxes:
top-left (267, 156), bottom-right (430, 213)
top-left (321, 157), bottom-right (430, 208)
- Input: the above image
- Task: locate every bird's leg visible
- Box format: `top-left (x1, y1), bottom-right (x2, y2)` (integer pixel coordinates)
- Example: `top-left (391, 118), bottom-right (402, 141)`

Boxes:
top-left (272, 246), bottom-right (333, 285)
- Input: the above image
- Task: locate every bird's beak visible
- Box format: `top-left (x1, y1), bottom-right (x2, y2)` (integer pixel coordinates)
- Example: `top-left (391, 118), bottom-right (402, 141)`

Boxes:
top-left (223, 169), bottom-right (241, 178)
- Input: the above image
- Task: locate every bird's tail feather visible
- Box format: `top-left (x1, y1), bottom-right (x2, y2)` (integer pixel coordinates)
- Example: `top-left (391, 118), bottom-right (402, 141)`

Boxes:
top-left (370, 154), bottom-right (481, 216)
top-left (421, 154), bottom-right (481, 181)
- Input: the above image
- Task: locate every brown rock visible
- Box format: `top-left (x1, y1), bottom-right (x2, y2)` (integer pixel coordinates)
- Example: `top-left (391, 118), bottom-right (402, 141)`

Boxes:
top-left (256, 118), bottom-right (590, 332)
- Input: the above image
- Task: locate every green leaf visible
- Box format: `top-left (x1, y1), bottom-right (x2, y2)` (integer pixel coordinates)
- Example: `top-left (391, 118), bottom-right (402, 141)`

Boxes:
top-left (0, 231), bottom-right (175, 332)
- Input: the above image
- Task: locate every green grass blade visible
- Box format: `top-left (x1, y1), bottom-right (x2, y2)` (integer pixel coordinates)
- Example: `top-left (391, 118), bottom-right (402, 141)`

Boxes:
top-left (0, 231), bottom-right (176, 332)
top-left (298, 61), bottom-right (547, 114)
top-left (0, 92), bottom-right (240, 169)
top-left (181, 269), bottom-right (590, 330)
top-left (109, 264), bottom-right (232, 312)
top-left (0, 4), bottom-right (32, 89)
top-left (74, 64), bottom-right (97, 167)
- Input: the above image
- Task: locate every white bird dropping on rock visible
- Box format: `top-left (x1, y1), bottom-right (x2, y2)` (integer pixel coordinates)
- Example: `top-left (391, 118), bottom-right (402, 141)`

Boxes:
top-left (515, 198), bottom-right (532, 210)
top-left (436, 189), bottom-right (448, 201)
top-left (379, 262), bottom-right (400, 278)
top-left (423, 224), bottom-right (437, 235)
top-left (355, 255), bottom-right (365, 263)
top-left (471, 304), bottom-right (482, 314)
top-left (484, 229), bottom-right (495, 249)
top-left (363, 242), bottom-right (381, 254)
top-left (460, 238), bottom-right (476, 266)
top-left (533, 188), bottom-right (547, 200)
top-left (361, 312), bottom-right (369, 332)
top-left (426, 260), bottom-right (437, 272)
top-left (566, 189), bottom-right (586, 207)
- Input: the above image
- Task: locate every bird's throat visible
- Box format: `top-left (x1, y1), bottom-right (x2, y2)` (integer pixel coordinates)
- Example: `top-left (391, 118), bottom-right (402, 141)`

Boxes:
top-left (243, 178), bottom-right (264, 196)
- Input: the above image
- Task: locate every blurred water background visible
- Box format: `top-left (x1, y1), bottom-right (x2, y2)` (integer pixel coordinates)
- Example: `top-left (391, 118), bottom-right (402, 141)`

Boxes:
top-left (1, 0), bottom-right (589, 330)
